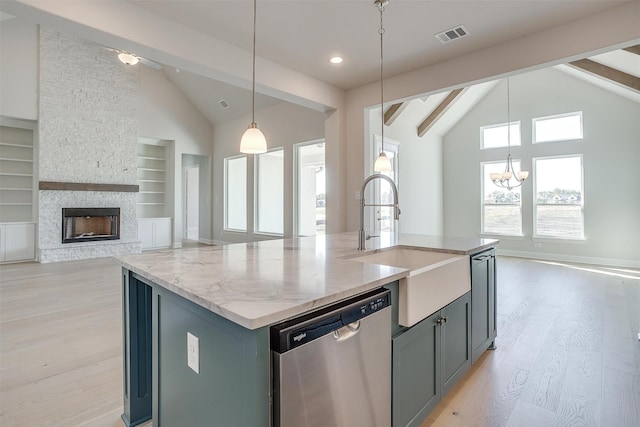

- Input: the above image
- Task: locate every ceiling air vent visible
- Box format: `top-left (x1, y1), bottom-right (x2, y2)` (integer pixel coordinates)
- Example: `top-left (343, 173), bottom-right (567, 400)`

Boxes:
top-left (435, 25), bottom-right (469, 44)
top-left (218, 99), bottom-right (230, 109)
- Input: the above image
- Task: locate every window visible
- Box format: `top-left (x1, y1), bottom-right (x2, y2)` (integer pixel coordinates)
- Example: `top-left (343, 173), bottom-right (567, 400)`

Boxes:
top-left (533, 111), bottom-right (582, 143)
top-left (482, 161), bottom-right (522, 235)
top-left (480, 121), bottom-right (521, 149)
top-left (224, 156), bottom-right (247, 231)
top-left (295, 140), bottom-right (325, 236)
top-left (534, 156), bottom-right (584, 239)
top-left (255, 148), bottom-right (284, 235)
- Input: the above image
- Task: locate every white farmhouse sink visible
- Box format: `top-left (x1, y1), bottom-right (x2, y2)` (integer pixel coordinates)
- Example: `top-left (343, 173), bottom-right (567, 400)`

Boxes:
top-left (349, 248), bottom-right (470, 327)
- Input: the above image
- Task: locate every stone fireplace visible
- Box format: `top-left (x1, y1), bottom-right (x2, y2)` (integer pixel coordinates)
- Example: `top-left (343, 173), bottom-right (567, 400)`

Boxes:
top-left (37, 27), bottom-right (141, 263)
top-left (38, 183), bottom-right (140, 263)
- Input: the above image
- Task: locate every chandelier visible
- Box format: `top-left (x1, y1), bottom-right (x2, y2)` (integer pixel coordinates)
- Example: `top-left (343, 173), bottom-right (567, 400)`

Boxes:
top-left (489, 78), bottom-right (529, 190)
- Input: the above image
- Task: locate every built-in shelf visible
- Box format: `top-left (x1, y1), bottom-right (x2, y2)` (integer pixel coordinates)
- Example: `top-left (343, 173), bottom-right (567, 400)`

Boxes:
top-left (0, 158), bottom-right (33, 163)
top-left (0, 122), bottom-right (35, 224)
top-left (137, 140), bottom-right (168, 218)
top-left (0, 142), bottom-right (33, 149)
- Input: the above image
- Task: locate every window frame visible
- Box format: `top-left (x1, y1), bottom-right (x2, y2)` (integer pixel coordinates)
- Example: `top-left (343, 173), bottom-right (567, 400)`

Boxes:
top-left (532, 154), bottom-right (585, 240)
top-left (481, 160), bottom-right (524, 237)
top-left (480, 121), bottom-right (521, 150)
top-left (254, 147), bottom-right (284, 236)
top-left (223, 155), bottom-right (247, 232)
top-left (532, 111), bottom-right (583, 144)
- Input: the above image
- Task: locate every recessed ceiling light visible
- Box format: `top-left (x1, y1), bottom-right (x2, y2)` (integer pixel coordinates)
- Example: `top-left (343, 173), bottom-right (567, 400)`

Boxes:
top-left (330, 56), bottom-right (344, 64)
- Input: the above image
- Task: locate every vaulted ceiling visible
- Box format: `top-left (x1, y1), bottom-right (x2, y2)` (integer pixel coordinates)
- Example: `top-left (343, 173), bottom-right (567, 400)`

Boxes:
top-left (1, 1), bottom-right (638, 127)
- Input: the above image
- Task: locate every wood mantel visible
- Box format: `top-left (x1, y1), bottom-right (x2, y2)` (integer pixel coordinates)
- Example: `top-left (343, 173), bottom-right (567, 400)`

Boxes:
top-left (39, 181), bottom-right (139, 192)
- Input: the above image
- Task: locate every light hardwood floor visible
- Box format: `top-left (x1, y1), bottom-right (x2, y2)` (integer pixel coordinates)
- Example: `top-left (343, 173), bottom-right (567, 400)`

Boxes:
top-left (1, 256), bottom-right (638, 427)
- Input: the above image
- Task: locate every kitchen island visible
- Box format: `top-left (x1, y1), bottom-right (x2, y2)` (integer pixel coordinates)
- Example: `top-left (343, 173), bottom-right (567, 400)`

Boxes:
top-left (117, 232), bottom-right (497, 427)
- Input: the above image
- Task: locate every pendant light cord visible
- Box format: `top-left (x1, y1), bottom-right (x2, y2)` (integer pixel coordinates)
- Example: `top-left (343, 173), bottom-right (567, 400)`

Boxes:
top-left (379, 2), bottom-right (385, 153)
top-left (251, 0), bottom-right (257, 125)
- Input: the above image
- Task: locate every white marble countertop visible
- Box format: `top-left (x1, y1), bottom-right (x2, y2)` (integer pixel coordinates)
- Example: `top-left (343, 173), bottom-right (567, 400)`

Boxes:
top-left (116, 232), bottom-right (498, 330)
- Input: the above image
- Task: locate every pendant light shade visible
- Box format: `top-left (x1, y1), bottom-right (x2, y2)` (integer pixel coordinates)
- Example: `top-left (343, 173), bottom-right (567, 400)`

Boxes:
top-left (374, 151), bottom-right (392, 172)
top-left (240, 123), bottom-right (267, 154)
top-left (240, 0), bottom-right (267, 154)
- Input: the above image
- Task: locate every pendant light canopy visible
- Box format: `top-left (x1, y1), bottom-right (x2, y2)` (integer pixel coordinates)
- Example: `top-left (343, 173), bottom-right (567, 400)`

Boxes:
top-left (240, 0), bottom-right (267, 154)
top-left (490, 78), bottom-right (529, 190)
top-left (373, 0), bottom-right (391, 173)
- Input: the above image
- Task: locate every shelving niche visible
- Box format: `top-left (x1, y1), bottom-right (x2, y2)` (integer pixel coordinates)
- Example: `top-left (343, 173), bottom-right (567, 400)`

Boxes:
top-left (137, 140), bottom-right (168, 218)
top-left (137, 139), bottom-right (172, 250)
top-left (0, 120), bottom-right (36, 262)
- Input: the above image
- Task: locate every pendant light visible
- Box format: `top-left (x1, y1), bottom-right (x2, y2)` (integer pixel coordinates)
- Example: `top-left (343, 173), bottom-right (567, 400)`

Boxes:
top-left (240, 0), bottom-right (267, 154)
top-left (373, 0), bottom-right (392, 173)
top-left (490, 78), bottom-right (529, 190)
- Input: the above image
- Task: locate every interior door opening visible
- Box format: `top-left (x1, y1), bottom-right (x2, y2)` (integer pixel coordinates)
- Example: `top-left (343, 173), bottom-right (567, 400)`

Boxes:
top-left (183, 164), bottom-right (199, 241)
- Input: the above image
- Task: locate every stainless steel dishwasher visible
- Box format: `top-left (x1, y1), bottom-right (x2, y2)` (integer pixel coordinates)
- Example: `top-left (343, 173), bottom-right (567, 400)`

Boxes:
top-left (270, 288), bottom-right (391, 427)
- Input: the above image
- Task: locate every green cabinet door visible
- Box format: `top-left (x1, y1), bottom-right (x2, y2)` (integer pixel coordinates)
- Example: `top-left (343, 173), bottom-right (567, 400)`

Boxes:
top-left (470, 248), bottom-right (497, 364)
top-left (392, 310), bottom-right (441, 427)
top-left (441, 292), bottom-right (471, 395)
top-left (392, 292), bottom-right (472, 427)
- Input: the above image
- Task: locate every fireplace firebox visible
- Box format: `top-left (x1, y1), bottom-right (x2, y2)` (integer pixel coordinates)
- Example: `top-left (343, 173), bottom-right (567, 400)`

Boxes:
top-left (62, 208), bottom-right (120, 244)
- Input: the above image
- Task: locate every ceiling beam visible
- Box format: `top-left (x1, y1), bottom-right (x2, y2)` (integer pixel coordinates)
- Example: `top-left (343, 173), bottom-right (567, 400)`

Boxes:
top-left (417, 88), bottom-right (465, 137)
top-left (568, 58), bottom-right (640, 93)
top-left (623, 45), bottom-right (640, 56)
top-left (384, 103), bottom-right (407, 126)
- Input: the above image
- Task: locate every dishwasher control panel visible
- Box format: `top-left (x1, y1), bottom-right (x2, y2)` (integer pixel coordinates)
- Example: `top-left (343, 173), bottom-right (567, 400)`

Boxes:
top-left (270, 288), bottom-right (391, 353)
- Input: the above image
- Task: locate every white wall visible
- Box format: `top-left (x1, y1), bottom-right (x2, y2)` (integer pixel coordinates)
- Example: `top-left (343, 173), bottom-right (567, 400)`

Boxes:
top-left (443, 68), bottom-right (640, 267)
top-left (0, 17), bottom-right (37, 120)
top-left (138, 66), bottom-right (213, 246)
top-left (212, 102), bottom-right (325, 243)
top-left (369, 100), bottom-right (444, 236)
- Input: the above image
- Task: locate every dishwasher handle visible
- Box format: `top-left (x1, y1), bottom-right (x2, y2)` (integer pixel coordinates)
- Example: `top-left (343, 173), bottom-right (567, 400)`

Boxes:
top-left (332, 320), bottom-right (361, 342)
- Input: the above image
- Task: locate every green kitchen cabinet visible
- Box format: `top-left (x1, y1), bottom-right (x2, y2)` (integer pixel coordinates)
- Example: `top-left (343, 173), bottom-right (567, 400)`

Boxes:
top-left (470, 248), bottom-right (497, 364)
top-left (392, 292), bottom-right (471, 427)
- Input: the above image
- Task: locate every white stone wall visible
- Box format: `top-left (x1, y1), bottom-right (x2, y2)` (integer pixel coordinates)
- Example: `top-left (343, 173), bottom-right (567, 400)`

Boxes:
top-left (38, 27), bottom-right (140, 261)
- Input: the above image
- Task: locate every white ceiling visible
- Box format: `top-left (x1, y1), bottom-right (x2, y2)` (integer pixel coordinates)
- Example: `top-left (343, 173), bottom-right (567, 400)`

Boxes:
top-left (2, 0), bottom-right (637, 127)
top-left (130, 0), bottom-right (630, 90)
top-left (162, 67), bottom-right (281, 125)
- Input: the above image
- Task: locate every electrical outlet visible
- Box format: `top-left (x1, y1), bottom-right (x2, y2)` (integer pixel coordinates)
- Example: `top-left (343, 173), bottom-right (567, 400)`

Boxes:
top-left (187, 332), bottom-right (199, 374)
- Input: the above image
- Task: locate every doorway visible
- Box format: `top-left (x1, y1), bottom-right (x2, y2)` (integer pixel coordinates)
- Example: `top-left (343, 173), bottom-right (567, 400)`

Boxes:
top-left (183, 165), bottom-right (199, 241)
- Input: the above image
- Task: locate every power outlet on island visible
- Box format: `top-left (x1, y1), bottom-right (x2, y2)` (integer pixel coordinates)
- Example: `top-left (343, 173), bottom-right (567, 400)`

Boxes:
top-left (187, 332), bottom-right (199, 374)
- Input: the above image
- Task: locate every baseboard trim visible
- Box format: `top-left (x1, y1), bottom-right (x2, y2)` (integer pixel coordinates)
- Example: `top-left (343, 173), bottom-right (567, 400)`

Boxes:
top-left (198, 238), bottom-right (216, 245)
top-left (496, 249), bottom-right (640, 268)
top-left (211, 239), bottom-right (231, 245)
